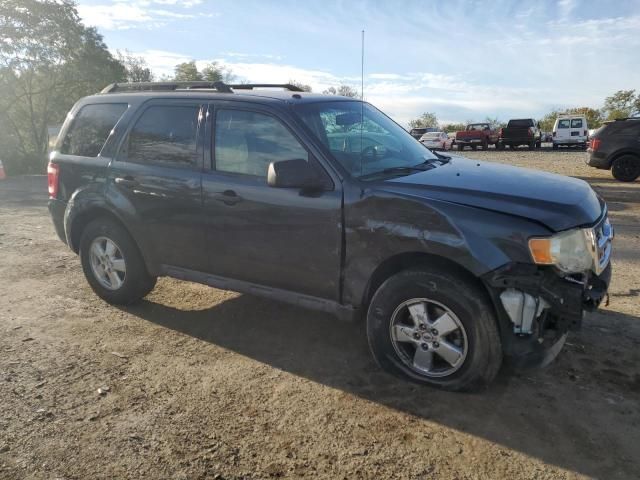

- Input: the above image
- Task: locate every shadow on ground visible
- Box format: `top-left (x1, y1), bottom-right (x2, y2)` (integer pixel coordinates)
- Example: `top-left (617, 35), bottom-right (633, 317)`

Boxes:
top-left (122, 295), bottom-right (640, 479)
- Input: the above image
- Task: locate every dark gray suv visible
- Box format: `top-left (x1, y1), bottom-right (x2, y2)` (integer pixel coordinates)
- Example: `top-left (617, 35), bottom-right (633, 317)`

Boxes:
top-left (48, 82), bottom-right (613, 391)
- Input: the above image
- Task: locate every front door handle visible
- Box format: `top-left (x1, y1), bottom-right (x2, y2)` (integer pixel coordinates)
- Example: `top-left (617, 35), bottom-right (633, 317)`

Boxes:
top-left (214, 189), bottom-right (242, 206)
top-left (114, 176), bottom-right (138, 188)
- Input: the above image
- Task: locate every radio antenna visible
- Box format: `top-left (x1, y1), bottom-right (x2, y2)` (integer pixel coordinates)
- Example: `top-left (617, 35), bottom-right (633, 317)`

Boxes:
top-left (359, 29), bottom-right (365, 177)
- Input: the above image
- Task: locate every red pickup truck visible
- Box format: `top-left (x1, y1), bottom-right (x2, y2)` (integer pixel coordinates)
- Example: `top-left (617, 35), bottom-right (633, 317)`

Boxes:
top-left (455, 123), bottom-right (499, 151)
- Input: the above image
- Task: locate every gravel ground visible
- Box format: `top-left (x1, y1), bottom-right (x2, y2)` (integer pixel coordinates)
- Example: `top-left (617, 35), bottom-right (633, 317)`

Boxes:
top-left (1, 149), bottom-right (639, 480)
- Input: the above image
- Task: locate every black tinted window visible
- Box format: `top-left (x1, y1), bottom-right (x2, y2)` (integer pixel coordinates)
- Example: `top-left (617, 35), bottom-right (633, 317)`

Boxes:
top-left (215, 110), bottom-right (308, 177)
top-left (126, 105), bottom-right (200, 166)
top-left (61, 103), bottom-right (127, 157)
top-left (508, 119), bottom-right (534, 128)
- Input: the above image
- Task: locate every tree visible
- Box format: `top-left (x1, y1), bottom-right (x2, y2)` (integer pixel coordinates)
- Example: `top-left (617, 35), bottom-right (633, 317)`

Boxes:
top-left (173, 61), bottom-right (202, 81)
top-left (603, 89), bottom-right (638, 119)
top-left (202, 61), bottom-right (234, 83)
top-left (323, 85), bottom-right (359, 98)
top-left (441, 123), bottom-right (466, 133)
top-left (0, 0), bottom-right (126, 173)
top-left (289, 79), bottom-right (312, 92)
top-left (115, 50), bottom-right (153, 82)
top-left (408, 112), bottom-right (438, 129)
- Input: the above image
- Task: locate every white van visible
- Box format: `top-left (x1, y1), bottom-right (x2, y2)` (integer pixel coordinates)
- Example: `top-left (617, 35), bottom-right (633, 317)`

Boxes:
top-left (552, 115), bottom-right (588, 149)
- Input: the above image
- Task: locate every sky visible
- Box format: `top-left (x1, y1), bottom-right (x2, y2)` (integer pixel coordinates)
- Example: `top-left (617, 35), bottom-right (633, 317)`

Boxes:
top-left (76, 0), bottom-right (640, 126)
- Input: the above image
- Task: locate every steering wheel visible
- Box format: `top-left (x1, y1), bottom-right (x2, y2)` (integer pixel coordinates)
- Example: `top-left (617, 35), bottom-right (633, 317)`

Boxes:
top-left (361, 145), bottom-right (378, 163)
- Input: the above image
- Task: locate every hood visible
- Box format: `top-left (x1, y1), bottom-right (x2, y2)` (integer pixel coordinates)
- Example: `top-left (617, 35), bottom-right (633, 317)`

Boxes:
top-left (380, 156), bottom-right (602, 232)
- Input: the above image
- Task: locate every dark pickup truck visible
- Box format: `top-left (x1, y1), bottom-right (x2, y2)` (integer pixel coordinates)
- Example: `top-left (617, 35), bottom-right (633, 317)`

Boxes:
top-left (498, 118), bottom-right (542, 150)
top-left (48, 81), bottom-right (613, 392)
top-left (455, 123), bottom-right (499, 151)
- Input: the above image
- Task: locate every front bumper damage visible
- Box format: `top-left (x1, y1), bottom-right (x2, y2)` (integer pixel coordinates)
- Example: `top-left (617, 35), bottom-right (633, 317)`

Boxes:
top-left (482, 262), bottom-right (612, 368)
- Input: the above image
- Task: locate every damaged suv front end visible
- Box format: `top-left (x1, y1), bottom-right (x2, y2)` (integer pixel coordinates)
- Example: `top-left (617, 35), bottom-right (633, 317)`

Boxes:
top-left (483, 210), bottom-right (613, 368)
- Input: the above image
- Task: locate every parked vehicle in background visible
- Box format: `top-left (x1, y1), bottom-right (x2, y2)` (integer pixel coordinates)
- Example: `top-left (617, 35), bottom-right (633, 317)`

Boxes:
top-left (47, 81), bottom-right (613, 392)
top-left (543, 132), bottom-right (554, 143)
top-left (409, 127), bottom-right (438, 140)
top-left (420, 131), bottom-right (455, 150)
top-left (497, 119), bottom-right (542, 150)
top-left (455, 123), bottom-right (498, 151)
top-left (553, 115), bottom-right (588, 150)
top-left (587, 117), bottom-right (640, 182)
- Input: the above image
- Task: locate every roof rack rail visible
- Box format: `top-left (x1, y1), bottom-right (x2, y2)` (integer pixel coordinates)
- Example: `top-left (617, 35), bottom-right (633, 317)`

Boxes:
top-left (100, 81), bottom-right (233, 94)
top-left (228, 83), bottom-right (304, 92)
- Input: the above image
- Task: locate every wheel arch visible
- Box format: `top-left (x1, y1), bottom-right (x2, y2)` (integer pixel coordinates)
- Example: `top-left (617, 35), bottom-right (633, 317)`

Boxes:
top-left (608, 148), bottom-right (640, 168)
top-left (361, 251), bottom-right (492, 309)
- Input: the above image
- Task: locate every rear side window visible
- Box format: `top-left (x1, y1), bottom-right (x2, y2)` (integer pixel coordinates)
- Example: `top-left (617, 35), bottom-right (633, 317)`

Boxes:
top-left (125, 105), bottom-right (201, 167)
top-left (571, 119), bottom-right (583, 128)
top-left (558, 119), bottom-right (570, 129)
top-left (214, 109), bottom-right (308, 177)
top-left (60, 103), bottom-right (127, 157)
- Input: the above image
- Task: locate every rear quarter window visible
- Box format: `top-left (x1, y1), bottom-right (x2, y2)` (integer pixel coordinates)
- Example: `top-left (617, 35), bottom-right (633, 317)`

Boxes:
top-left (60, 103), bottom-right (128, 157)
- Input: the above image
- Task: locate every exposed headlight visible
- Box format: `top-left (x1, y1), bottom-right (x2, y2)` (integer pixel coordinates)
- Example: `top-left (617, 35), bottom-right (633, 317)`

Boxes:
top-left (528, 229), bottom-right (593, 273)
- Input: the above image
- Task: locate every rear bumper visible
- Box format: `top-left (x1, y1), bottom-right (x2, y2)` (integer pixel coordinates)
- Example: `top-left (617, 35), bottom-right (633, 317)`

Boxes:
top-left (586, 151), bottom-right (610, 169)
top-left (48, 199), bottom-right (67, 245)
top-left (554, 138), bottom-right (587, 145)
top-left (456, 138), bottom-right (484, 145)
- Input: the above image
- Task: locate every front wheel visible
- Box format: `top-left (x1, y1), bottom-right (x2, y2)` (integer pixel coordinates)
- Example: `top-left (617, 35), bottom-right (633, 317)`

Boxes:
top-left (366, 269), bottom-right (502, 391)
top-left (80, 219), bottom-right (157, 305)
top-left (611, 154), bottom-right (640, 182)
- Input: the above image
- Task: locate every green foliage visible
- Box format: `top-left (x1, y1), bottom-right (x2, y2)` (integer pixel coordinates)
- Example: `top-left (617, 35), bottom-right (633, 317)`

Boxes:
top-left (441, 123), bottom-right (466, 133)
top-left (173, 61), bottom-right (202, 81)
top-left (115, 50), bottom-right (153, 82)
top-left (0, 0), bottom-right (126, 174)
top-left (603, 89), bottom-right (638, 119)
top-left (323, 85), bottom-right (360, 98)
top-left (408, 112), bottom-right (438, 129)
top-left (173, 60), bottom-right (234, 83)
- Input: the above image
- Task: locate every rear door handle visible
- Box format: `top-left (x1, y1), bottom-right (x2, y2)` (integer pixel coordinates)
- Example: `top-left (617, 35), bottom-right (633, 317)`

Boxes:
top-left (214, 189), bottom-right (242, 206)
top-left (114, 176), bottom-right (138, 188)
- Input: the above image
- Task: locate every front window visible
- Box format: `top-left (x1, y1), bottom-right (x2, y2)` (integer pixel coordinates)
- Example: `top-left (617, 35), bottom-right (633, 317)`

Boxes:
top-left (294, 101), bottom-right (438, 179)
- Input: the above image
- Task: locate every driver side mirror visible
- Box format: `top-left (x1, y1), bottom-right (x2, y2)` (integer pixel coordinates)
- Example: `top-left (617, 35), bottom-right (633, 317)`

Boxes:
top-left (267, 159), bottom-right (329, 190)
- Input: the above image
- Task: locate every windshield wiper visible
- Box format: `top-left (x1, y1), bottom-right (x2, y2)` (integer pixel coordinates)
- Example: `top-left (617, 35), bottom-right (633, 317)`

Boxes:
top-left (359, 164), bottom-right (432, 180)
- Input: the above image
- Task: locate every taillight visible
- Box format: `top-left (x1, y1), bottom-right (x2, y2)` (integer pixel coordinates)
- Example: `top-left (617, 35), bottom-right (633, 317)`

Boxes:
top-left (47, 162), bottom-right (59, 199)
top-left (590, 138), bottom-right (601, 151)
top-left (528, 129), bottom-right (533, 137)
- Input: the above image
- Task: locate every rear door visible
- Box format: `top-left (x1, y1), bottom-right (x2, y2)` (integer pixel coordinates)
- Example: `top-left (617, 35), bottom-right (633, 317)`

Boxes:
top-left (556, 118), bottom-right (571, 142)
top-left (109, 100), bottom-right (206, 271)
top-left (201, 102), bottom-right (342, 300)
top-left (570, 117), bottom-right (586, 141)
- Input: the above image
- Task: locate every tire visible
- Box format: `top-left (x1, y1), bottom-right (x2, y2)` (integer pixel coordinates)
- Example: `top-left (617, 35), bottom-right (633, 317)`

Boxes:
top-left (79, 218), bottom-right (157, 305)
top-left (552, 143), bottom-right (558, 150)
top-left (457, 144), bottom-right (464, 151)
top-left (481, 140), bottom-right (488, 150)
top-left (496, 142), bottom-right (504, 151)
top-left (471, 145), bottom-right (477, 151)
top-left (366, 268), bottom-right (502, 392)
top-left (535, 141), bottom-right (541, 149)
top-left (611, 154), bottom-right (640, 182)
top-left (528, 141), bottom-right (535, 150)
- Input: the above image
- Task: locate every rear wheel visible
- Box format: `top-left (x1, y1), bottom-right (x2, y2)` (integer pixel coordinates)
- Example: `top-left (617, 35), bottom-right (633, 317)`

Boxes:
top-left (80, 219), bottom-right (157, 305)
top-left (457, 144), bottom-right (464, 151)
top-left (535, 141), bottom-right (541, 149)
top-left (471, 145), bottom-right (477, 151)
top-left (496, 142), bottom-right (504, 151)
top-left (611, 154), bottom-right (640, 182)
top-left (367, 268), bottom-right (502, 391)
top-left (552, 143), bottom-right (559, 150)
top-left (481, 140), bottom-right (488, 150)
top-left (528, 140), bottom-right (535, 150)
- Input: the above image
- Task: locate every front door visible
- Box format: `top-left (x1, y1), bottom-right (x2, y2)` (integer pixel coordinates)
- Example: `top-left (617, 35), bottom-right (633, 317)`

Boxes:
top-left (202, 105), bottom-right (342, 300)
top-left (109, 100), bottom-right (206, 271)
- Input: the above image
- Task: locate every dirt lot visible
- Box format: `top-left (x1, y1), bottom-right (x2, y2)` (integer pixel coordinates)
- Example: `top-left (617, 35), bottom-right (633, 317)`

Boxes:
top-left (1, 149), bottom-right (639, 480)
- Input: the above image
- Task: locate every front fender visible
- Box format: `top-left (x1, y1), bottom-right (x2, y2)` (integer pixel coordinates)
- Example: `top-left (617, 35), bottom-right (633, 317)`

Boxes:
top-left (342, 190), bottom-right (551, 306)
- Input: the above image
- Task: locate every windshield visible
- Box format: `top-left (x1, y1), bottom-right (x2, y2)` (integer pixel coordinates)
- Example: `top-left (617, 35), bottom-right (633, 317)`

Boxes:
top-left (294, 101), bottom-right (438, 179)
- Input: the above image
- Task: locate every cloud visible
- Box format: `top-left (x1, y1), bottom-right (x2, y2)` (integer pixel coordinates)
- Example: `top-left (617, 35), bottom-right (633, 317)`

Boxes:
top-left (77, 0), bottom-right (216, 30)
